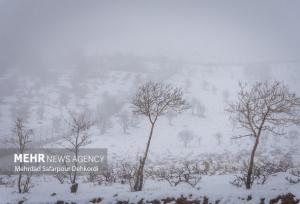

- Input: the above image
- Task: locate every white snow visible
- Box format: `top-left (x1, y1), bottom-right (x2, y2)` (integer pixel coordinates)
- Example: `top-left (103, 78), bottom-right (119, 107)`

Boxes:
top-left (0, 62), bottom-right (300, 203)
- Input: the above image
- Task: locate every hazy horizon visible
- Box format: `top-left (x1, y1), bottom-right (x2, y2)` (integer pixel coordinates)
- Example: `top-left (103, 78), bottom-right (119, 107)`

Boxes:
top-left (1, 0), bottom-right (300, 71)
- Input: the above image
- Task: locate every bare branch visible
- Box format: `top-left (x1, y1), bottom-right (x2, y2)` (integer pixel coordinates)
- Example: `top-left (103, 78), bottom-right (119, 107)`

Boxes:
top-left (231, 134), bottom-right (253, 140)
top-left (132, 81), bottom-right (189, 123)
top-left (226, 81), bottom-right (300, 138)
top-left (62, 110), bottom-right (94, 190)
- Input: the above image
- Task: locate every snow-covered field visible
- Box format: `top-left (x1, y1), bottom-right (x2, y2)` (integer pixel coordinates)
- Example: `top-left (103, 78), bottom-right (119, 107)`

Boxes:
top-left (1, 173), bottom-right (300, 204)
top-left (0, 60), bottom-right (300, 203)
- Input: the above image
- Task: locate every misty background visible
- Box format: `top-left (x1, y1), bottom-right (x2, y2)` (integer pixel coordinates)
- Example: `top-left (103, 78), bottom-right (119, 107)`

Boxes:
top-left (1, 0), bottom-right (300, 68)
top-left (0, 0), bottom-right (300, 153)
top-left (1, 2), bottom-right (300, 202)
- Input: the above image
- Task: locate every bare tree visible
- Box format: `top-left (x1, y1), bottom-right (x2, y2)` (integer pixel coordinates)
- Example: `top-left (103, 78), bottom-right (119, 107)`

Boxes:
top-left (131, 81), bottom-right (189, 191)
top-left (190, 98), bottom-right (206, 118)
top-left (97, 93), bottom-right (121, 134)
top-left (63, 111), bottom-right (94, 193)
top-left (166, 111), bottom-right (177, 126)
top-left (12, 118), bottom-right (33, 193)
top-left (226, 81), bottom-right (300, 189)
top-left (117, 111), bottom-right (130, 134)
top-left (178, 130), bottom-right (195, 148)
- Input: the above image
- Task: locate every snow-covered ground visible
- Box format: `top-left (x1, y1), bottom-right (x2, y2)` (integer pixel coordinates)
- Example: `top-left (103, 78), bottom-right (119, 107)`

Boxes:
top-left (0, 60), bottom-right (300, 203)
top-left (1, 173), bottom-right (299, 204)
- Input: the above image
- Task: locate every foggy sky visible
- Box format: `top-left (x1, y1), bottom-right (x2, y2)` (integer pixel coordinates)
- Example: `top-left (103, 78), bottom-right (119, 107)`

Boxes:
top-left (1, 0), bottom-right (300, 69)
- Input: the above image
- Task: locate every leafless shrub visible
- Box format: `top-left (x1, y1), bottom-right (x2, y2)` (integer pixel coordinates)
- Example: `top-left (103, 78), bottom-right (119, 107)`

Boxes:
top-left (199, 153), bottom-right (240, 175)
top-left (84, 161), bottom-right (138, 189)
top-left (84, 166), bottom-right (116, 185)
top-left (231, 158), bottom-right (293, 187)
top-left (149, 161), bottom-right (202, 188)
top-left (117, 111), bottom-right (130, 134)
top-left (96, 166), bottom-right (117, 185)
top-left (54, 172), bottom-right (68, 184)
top-left (21, 172), bottom-right (33, 193)
top-left (231, 162), bottom-right (262, 187)
top-left (0, 176), bottom-right (14, 188)
top-left (178, 130), bottom-right (195, 148)
top-left (115, 161), bottom-right (136, 191)
top-left (285, 167), bottom-right (300, 184)
top-left (86, 171), bottom-right (98, 183)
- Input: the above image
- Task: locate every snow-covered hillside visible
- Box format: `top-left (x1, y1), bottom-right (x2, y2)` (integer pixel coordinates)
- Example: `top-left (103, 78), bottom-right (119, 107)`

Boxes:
top-left (1, 59), bottom-right (300, 203)
top-left (1, 60), bottom-right (299, 158)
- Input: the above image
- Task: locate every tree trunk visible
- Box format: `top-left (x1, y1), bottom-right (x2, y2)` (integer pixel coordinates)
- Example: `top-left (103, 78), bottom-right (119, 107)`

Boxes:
top-left (133, 160), bottom-right (144, 191)
top-left (18, 158), bottom-right (24, 193)
top-left (246, 136), bottom-right (259, 189)
top-left (71, 130), bottom-right (79, 193)
top-left (133, 123), bottom-right (155, 191)
top-left (18, 172), bottom-right (22, 193)
top-left (70, 183), bottom-right (78, 193)
top-left (72, 147), bottom-right (78, 185)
